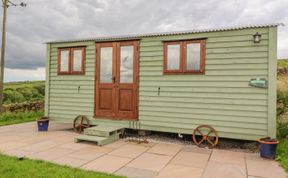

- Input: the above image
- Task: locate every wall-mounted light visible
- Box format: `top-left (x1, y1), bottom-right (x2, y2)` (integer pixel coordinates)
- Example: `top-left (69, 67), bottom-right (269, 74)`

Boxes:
top-left (253, 32), bottom-right (262, 43)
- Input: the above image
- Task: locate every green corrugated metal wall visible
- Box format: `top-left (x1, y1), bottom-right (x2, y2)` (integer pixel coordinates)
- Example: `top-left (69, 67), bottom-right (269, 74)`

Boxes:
top-left (45, 27), bottom-right (277, 140)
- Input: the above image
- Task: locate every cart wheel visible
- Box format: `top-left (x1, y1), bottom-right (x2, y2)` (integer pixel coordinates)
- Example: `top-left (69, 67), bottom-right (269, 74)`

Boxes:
top-left (192, 125), bottom-right (218, 148)
top-left (73, 115), bottom-right (90, 133)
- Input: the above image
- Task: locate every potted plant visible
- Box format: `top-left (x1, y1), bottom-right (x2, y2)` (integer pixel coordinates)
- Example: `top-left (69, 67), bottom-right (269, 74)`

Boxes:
top-left (257, 137), bottom-right (279, 159)
top-left (37, 117), bottom-right (49, 131)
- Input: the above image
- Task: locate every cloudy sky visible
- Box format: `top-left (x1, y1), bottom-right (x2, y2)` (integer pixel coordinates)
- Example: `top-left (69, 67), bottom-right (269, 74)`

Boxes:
top-left (2, 0), bottom-right (288, 82)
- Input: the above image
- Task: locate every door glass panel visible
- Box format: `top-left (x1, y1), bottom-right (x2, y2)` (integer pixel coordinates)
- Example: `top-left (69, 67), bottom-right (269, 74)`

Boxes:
top-left (120, 46), bottom-right (134, 83)
top-left (186, 43), bottom-right (201, 70)
top-left (167, 44), bottom-right (180, 70)
top-left (60, 50), bottom-right (69, 72)
top-left (72, 49), bottom-right (82, 71)
top-left (100, 47), bottom-right (113, 83)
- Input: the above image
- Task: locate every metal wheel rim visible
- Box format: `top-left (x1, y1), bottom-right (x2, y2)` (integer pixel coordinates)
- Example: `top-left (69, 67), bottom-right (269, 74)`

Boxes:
top-left (192, 125), bottom-right (218, 148)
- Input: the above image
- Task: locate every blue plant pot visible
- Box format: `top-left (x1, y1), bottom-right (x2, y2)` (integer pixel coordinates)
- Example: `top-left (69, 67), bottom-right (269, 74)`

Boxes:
top-left (37, 117), bottom-right (49, 132)
top-left (258, 138), bottom-right (279, 159)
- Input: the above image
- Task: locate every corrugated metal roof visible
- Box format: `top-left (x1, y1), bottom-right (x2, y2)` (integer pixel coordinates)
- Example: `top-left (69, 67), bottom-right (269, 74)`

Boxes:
top-left (46, 23), bottom-right (284, 44)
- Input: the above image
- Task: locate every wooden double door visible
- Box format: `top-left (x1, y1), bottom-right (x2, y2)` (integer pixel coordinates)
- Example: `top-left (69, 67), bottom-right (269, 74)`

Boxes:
top-left (95, 41), bottom-right (139, 120)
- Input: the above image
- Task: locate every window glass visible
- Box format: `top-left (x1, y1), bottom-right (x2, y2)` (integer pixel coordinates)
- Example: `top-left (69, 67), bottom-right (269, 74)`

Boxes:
top-left (100, 47), bottom-right (113, 83)
top-left (60, 50), bottom-right (69, 72)
top-left (167, 44), bottom-right (180, 70)
top-left (73, 49), bottom-right (82, 71)
top-left (186, 43), bottom-right (201, 70)
top-left (120, 46), bottom-right (134, 83)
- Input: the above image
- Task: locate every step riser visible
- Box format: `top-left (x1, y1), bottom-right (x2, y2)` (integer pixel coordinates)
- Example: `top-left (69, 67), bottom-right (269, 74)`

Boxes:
top-left (75, 125), bottom-right (124, 146)
top-left (84, 130), bottom-right (116, 137)
top-left (75, 133), bottom-right (120, 146)
top-left (83, 126), bottom-right (123, 137)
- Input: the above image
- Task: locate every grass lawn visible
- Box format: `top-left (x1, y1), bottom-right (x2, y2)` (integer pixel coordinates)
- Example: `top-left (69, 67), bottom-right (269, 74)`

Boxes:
top-left (277, 139), bottom-right (288, 172)
top-left (0, 111), bottom-right (44, 126)
top-left (0, 154), bottom-right (124, 178)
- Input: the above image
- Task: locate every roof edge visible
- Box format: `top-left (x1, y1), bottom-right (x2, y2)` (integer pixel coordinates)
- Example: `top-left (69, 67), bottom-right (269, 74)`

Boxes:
top-left (46, 23), bottom-right (284, 44)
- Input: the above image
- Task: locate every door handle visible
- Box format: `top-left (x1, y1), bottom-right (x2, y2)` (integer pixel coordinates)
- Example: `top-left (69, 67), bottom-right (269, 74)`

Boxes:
top-left (112, 76), bottom-right (116, 83)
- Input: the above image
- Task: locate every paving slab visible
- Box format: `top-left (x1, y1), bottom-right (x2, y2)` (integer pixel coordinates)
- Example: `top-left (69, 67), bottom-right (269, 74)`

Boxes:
top-left (211, 149), bottom-right (245, 166)
top-left (4, 148), bottom-right (36, 157)
top-left (181, 145), bottom-right (212, 154)
top-left (147, 143), bottom-right (182, 156)
top-left (19, 136), bottom-right (55, 144)
top-left (0, 122), bottom-right (287, 178)
top-left (202, 160), bottom-right (246, 178)
top-left (21, 140), bottom-right (64, 152)
top-left (127, 153), bottom-right (173, 172)
top-left (67, 146), bottom-right (112, 160)
top-left (116, 166), bottom-right (158, 178)
top-left (157, 164), bottom-right (203, 178)
top-left (103, 139), bottom-right (127, 149)
top-left (53, 156), bottom-right (90, 168)
top-left (81, 155), bottom-right (132, 173)
top-left (28, 148), bottom-right (75, 162)
top-left (170, 151), bottom-right (210, 168)
top-left (0, 141), bottom-right (27, 152)
top-left (245, 153), bottom-right (287, 178)
top-left (58, 142), bottom-right (91, 150)
top-left (0, 135), bottom-right (24, 142)
top-left (109, 144), bottom-right (149, 158)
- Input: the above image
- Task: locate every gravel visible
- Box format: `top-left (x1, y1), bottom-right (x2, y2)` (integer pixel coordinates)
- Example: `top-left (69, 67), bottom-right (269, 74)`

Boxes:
top-left (123, 130), bottom-right (259, 153)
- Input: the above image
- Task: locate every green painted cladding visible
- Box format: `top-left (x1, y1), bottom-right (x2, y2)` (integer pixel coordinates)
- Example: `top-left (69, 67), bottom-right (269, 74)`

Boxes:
top-left (46, 27), bottom-right (277, 140)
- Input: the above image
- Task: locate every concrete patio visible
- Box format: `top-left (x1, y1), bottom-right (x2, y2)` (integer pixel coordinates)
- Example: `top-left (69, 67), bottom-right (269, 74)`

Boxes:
top-left (0, 122), bottom-right (286, 178)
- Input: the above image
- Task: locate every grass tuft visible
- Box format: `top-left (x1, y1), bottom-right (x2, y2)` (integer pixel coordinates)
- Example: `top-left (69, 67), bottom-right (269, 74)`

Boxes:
top-left (0, 111), bottom-right (44, 126)
top-left (0, 154), bottom-right (124, 178)
top-left (277, 139), bottom-right (288, 171)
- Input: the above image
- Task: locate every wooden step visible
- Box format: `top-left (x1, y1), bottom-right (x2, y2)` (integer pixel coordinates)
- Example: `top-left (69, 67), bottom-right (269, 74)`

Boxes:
top-left (84, 125), bottom-right (124, 137)
top-left (74, 133), bottom-right (120, 146)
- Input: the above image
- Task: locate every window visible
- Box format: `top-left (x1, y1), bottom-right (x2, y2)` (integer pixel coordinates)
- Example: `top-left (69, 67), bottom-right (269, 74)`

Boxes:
top-left (58, 47), bottom-right (85, 75)
top-left (163, 40), bottom-right (205, 74)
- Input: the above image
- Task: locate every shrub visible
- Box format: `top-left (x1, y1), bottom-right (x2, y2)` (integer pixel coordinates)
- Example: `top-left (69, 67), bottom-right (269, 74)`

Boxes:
top-left (16, 87), bottom-right (42, 101)
top-left (277, 73), bottom-right (288, 140)
top-left (34, 85), bottom-right (45, 96)
top-left (3, 89), bottom-right (26, 104)
top-left (277, 121), bottom-right (288, 139)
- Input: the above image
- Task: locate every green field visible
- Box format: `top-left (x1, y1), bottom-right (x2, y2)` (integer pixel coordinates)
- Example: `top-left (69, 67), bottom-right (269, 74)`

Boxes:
top-left (4, 80), bottom-right (45, 89)
top-left (0, 154), bottom-right (124, 178)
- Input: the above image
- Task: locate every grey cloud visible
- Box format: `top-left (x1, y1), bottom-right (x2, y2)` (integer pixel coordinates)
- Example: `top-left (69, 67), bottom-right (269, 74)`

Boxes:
top-left (0, 0), bottom-right (287, 70)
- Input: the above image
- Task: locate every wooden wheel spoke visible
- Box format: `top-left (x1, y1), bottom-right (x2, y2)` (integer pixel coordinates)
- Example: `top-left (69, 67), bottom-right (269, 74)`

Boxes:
top-left (73, 115), bottom-right (90, 133)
